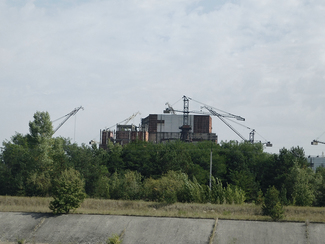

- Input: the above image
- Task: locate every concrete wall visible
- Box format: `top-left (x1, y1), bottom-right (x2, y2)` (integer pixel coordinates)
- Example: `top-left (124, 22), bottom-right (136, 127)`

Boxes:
top-left (1, 212), bottom-right (325, 244)
top-left (308, 156), bottom-right (325, 171)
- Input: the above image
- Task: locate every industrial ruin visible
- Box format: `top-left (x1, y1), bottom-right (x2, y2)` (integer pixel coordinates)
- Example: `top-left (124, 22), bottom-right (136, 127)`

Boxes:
top-left (99, 113), bottom-right (217, 149)
top-left (97, 96), bottom-right (272, 150)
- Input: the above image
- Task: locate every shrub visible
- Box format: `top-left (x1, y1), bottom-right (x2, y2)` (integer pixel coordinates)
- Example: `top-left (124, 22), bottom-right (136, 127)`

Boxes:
top-left (49, 168), bottom-right (86, 214)
top-left (95, 175), bottom-right (110, 199)
top-left (143, 171), bottom-right (182, 204)
top-left (262, 186), bottom-right (284, 221)
top-left (224, 184), bottom-right (234, 204)
top-left (255, 189), bottom-right (264, 205)
top-left (210, 177), bottom-right (224, 204)
top-left (233, 185), bottom-right (246, 204)
top-left (109, 171), bottom-right (143, 200)
top-left (177, 173), bottom-right (205, 203)
top-left (107, 234), bottom-right (122, 244)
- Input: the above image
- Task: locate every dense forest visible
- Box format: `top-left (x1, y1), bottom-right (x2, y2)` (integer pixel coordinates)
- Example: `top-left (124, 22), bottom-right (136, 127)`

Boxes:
top-left (1, 111), bottom-right (325, 207)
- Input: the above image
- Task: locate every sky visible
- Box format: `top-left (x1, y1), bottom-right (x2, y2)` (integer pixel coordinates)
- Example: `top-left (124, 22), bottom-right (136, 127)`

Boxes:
top-left (1, 0), bottom-right (325, 156)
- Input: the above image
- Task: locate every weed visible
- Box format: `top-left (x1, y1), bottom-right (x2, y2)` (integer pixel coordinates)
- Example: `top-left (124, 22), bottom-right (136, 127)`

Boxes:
top-left (107, 234), bottom-right (122, 244)
top-left (17, 238), bottom-right (25, 244)
top-left (178, 210), bottom-right (187, 215)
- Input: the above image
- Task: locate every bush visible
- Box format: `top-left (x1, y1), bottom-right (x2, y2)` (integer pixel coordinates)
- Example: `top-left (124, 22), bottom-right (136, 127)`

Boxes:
top-left (262, 186), bottom-right (284, 221)
top-left (49, 168), bottom-right (86, 214)
top-left (95, 175), bottom-right (110, 199)
top-left (177, 173), bottom-right (205, 203)
top-left (107, 234), bottom-right (122, 244)
top-left (143, 171), bottom-right (182, 204)
top-left (210, 177), bottom-right (224, 204)
top-left (233, 185), bottom-right (246, 204)
top-left (109, 171), bottom-right (143, 200)
top-left (224, 184), bottom-right (234, 204)
top-left (255, 189), bottom-right (264, 205)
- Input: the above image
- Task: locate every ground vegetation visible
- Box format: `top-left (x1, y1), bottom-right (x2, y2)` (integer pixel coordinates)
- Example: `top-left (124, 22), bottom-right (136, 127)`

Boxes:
top-left (1, 111), bottom-right (325, 214)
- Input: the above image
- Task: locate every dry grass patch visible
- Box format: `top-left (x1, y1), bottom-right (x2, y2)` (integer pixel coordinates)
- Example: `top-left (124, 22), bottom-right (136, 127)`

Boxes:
top-left (1, 196), bottom-right (325, 223)
top-left (284, 206), bottom-right (325, 222)
top-left (0, 196), bottom-right (51, 213)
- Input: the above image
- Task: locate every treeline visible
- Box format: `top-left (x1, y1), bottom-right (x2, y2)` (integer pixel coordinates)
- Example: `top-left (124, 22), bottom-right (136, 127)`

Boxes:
top-left (1, 111), bottom-right (325, 207)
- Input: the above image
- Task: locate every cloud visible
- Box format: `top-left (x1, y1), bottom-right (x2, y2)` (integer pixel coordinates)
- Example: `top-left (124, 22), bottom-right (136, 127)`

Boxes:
top-left (1, 0), bottom-right (325, 155)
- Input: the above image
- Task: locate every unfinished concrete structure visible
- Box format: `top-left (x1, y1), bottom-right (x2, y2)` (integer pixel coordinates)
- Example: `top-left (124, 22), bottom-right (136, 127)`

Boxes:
top-left (141, 114), bottom-right (217, 143)
top-left (99, 113), bottom-right (217, 149)
top-left (99, 125), bottom-right (149, 149)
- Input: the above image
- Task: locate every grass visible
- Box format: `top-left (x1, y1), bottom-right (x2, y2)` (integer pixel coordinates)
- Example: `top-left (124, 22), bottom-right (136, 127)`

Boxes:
top-left (1, 195), bottom-right (325, 222)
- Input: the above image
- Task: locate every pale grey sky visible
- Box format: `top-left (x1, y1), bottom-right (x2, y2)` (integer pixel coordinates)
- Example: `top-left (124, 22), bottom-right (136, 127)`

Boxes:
top-left (1, 0), bottom-right (325, 156)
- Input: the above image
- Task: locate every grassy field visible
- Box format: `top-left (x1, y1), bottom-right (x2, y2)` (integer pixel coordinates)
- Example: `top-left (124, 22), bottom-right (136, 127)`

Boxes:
top-left (1, 195), bottom-right (325, 223)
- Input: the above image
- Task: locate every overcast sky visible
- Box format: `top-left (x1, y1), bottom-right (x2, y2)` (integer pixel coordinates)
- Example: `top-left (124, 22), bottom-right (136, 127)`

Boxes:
top-left (1, 0), bottom-right (325, 156)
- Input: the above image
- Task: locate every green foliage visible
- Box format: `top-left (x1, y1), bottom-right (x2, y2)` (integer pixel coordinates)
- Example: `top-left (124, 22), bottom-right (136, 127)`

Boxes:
top-left (209, 178), bottom-right (245, 204)
top-left (232, 185), bottom-right (246, 204)
top-left (49, 168), bottom-right (86, 214)
top-left (143, 171), bottom-right (181, 204)
top-left (262, 186), bottom-right (284, 221)
top-left (255, 189), bottom-right (264, 205)
top-left (94, 175), bottom-right (110, 199)
top-left (107, 234), bottom-right (122, 244)
top-left (224, 184), bottom-right (234, 204)
top-left (17, 238), bottom-right (25, 244)
top-left (315, 167), bottom-right (325, 206)
top-left (109, 171), bottom-right (143, 200)
top-left (210, 177), bottom-right (225, 204)
top-left (287, 162), bottom-right (317, 206)
top-left (26, 171), bottom-right (52, 196)
top-left (28, 111), bottom-right (53, 143)
top-left (177, 173), bottom-right (206, 203)
top-left (279, 185), bottom-right (289, 206)
top-left (0, 111), bottom-right (321, 209)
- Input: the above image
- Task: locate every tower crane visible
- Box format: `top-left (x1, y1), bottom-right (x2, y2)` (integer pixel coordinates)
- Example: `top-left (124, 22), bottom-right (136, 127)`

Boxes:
top-left (311, 140), bottom-right (325, 145)
top-left (311, 131), bottom-right (325, 145)
top-left (169, 96), bottom-right (272, 146)
top-left (104, 111), bottom-right (141, 131)
top-left (52, 106), bottom-right (84, 135)
top-left (164, 102), bottom-right (176, 114)
top-left (202, 105), bottom-right (246, 141)
top-left (201, 105), bottom-right (272, 146)
top-left (119, 111), bottom-right (141, 125)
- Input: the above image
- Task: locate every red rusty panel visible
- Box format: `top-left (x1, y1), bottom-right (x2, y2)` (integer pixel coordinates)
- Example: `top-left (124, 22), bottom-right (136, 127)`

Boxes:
top-left (116, 131), bottom-right (130, 140)
top-left (193, 115), bottom-right (212, 133)
top-left (131, 131), bottom-right (149, 141)
top-left (101, 130), bottom-right (114, 145)
top-left (148, 114), bottom-right (158, 133)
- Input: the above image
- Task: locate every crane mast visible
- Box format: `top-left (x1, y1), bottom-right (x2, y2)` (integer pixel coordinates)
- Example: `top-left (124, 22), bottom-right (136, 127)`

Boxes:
top-left (311, 140), bottom-right (325, 145)
top-left (52, 106), bottom-right (84, 135)
top-left (179, 96), bottom-right (192, 142)
top-left (168, 96), bottom-right (272, 146)
top-left (202, 105), bottom-right (247, 141)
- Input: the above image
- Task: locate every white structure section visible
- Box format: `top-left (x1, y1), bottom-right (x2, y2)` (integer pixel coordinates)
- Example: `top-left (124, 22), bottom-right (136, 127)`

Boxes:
top-left (309, 156), bottom-right (325, 171)
top-left (156, 114), bottom-right (194, 133)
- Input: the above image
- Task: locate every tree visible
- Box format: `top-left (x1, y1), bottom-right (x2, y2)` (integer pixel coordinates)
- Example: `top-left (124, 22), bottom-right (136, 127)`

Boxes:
top-left (28, 111), bottom-right (53, 144)
top-left (49, 168), bottom-right (86, 214)
top-left (314, 167), bottom-right (325, 206)
top-left (262, 186), bottom-right (284, 221)
top-left (286, 162), bottom-right (317, 206)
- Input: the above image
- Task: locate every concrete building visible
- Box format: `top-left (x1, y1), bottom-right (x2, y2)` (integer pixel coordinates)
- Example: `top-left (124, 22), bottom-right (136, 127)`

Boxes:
top-left (308, 155), bottom-right (325, 171)
top-left (99, 125), bottom-right (149, 149)
top-left (141, 114), bottom-right (217, 143)
top-left (99, 113), bottom-right (217, 149)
